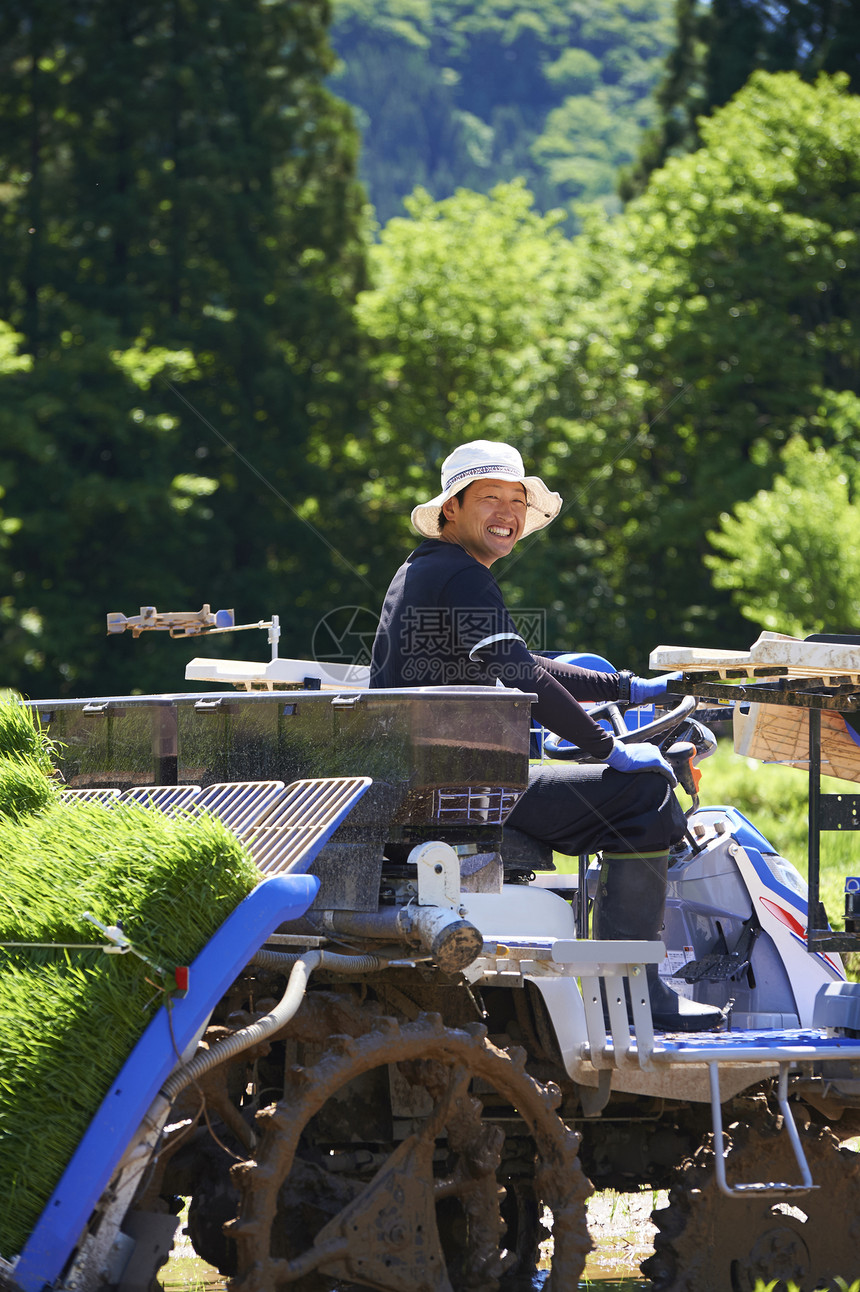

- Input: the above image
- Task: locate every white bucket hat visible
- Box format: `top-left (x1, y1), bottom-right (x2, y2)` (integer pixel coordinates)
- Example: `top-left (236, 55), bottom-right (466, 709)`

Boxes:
top-left (411, 440), bottom-right (563, 539)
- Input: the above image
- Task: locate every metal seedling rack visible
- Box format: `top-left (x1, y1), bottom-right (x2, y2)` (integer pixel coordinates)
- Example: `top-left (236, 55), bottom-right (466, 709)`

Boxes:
top-left (672, 655), bottom-right (860, 953)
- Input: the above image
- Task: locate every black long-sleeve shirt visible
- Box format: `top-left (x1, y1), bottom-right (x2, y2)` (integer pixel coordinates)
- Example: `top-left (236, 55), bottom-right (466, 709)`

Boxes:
top-left (370, 539), bottom-right (620, 758)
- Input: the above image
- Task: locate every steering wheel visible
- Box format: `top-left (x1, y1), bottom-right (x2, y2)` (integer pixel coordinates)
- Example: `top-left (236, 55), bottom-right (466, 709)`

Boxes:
top-left (543, 693), bottom-right (699, 760)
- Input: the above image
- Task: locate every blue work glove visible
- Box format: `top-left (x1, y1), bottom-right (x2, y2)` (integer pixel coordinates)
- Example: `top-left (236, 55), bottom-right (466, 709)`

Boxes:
top-left (605, 738), bottom-right (678, 786)
top-left (629, 671), bottom-right (683, 705)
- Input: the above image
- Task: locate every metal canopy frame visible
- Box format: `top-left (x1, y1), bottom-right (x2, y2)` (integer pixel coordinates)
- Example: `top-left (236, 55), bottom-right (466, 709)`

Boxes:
top-left (674, 672), bottom-right (860, 953)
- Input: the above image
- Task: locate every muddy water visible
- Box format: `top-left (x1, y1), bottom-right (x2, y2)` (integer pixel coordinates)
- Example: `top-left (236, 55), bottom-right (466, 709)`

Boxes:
top-left (163, 1260), bottom-right (648, 1291)
top-left (578, 1189), bottom-right (656, 1288)
top-left (162, 1190), bottom-right (656, 1290)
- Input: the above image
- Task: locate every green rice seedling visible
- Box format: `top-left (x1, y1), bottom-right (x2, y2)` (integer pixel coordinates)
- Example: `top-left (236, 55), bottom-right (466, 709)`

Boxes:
top-left (0, 797), bottom-right (260, 1258)
top-left (0, 692), bottom-right (61, 822)
top-left (0, 691), bottom-right (59, 777)
top-left (753, 1284), bottom-right (860, 1292)
top-left (0, 754), bottom-right (59, 821)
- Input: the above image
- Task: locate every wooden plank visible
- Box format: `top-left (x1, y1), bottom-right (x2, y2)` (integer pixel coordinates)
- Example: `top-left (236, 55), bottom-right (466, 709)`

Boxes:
top-left (651, 633), bottom-right (860, 682)
top-left (734, 704), bottom-right (860, 783)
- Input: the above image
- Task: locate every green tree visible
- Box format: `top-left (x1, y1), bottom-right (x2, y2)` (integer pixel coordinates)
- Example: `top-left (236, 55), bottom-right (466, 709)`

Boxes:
top-left (352, 181), bottom-right (624, 656)
top-left (355, 70), bottom-right (860, 670)
top-left (706, 437), bottom-right (860, 636)
top-left (355, 182), bottom-right (576, 508)
top-left (330, 0), bottom-right (673, 222)
top-left (626, 0), bottom-right (860, 194)
top-left (561, 71), bottom-right (860, 657)
top-left (532, 84), bottom-right (655, 208)
top-left (0, 320), bottom-right (218, 692)
top-left (0, 0), bottom-right (371, 696)
top-left (0, 324), bottom-right (31, 672)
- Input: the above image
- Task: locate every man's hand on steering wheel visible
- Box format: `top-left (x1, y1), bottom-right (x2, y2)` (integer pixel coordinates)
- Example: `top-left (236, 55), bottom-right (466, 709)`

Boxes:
top-left (542, 692), bottom-right (699, 776)
top-left (627, 671), bottom-right (683, 705)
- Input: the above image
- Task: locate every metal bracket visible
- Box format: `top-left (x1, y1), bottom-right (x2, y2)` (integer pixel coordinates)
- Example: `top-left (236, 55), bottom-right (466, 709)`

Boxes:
top-left (579, 1069), bottom-right (613, 1117)
top-left (106, 606), bottom-right (284, 662)
top-left (106, 605), bottom-right (235, 637)
top-left (410, 841), bottom-right (461, 908)
top-left (553, 941), bottom-right (664, 1069)
top-left (709, 1062), bottom-right (816, 1198)
top-left (820, 794), bottom-right (860, 830)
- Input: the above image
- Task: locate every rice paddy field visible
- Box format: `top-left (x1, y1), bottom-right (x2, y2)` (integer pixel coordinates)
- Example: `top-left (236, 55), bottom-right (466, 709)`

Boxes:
top-left (158, 1190), bottom-right (860, 1290)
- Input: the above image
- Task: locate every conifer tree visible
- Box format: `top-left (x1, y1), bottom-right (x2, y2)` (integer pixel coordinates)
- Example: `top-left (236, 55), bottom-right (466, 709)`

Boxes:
top-left (0, 0), bottom-right (369, 696)
top-left (624, 0), bottom-right (860, 196)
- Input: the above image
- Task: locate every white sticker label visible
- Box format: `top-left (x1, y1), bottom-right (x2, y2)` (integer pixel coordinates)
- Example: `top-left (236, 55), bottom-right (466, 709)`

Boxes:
top-left (661, 947), bottom-right (697, 999)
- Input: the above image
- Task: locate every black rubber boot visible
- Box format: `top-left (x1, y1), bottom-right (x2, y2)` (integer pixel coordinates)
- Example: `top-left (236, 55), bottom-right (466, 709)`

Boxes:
top-left (594, 852), bottom-right (724, 1033)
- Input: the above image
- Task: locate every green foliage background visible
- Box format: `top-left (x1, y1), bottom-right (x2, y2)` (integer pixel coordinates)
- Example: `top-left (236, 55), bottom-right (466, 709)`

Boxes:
top-left (328, 0), bottom-right (675, 223)
top-left (625, 0), bottom-right (860, 195)
top-left (707, 439), bottom-right (860, 635)
top-left (0, 0), bottom-right (371, 697)
top-left (0, 0), bottom-right (858, 699)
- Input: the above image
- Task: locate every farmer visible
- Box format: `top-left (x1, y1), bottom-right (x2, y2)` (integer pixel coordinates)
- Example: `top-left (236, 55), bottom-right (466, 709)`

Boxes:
top-left (370, 439), bottom-right (722, 1032)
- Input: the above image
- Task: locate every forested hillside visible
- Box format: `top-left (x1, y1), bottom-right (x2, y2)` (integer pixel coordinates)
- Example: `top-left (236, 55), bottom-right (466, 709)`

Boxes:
top-left (626, 0), bottom-right (860, 194)
top-left (329, 0), bottom-right (674, 222)
top-left (1, 0), bottom-right (858, 699)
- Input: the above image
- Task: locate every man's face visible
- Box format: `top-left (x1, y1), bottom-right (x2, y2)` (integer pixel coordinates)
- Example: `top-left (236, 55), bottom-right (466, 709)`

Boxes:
top-left (440, 478), bottom-right (528, 567)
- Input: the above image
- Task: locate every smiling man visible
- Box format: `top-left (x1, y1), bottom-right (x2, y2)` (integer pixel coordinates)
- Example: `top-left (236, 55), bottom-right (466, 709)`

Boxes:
top-left (439, 474), bottom-right (528, 565)
top-left (371, 441), bottom-right (567, 691)
top-left (370, 440), bottom-right (722, 1030)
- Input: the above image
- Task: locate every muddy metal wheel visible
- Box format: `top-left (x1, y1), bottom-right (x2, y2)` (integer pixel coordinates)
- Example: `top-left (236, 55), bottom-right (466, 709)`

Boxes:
top-left (226, 1012), bottom-right (591, 1292)
top-left (643, 1116), bottom-right (860, 1292)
